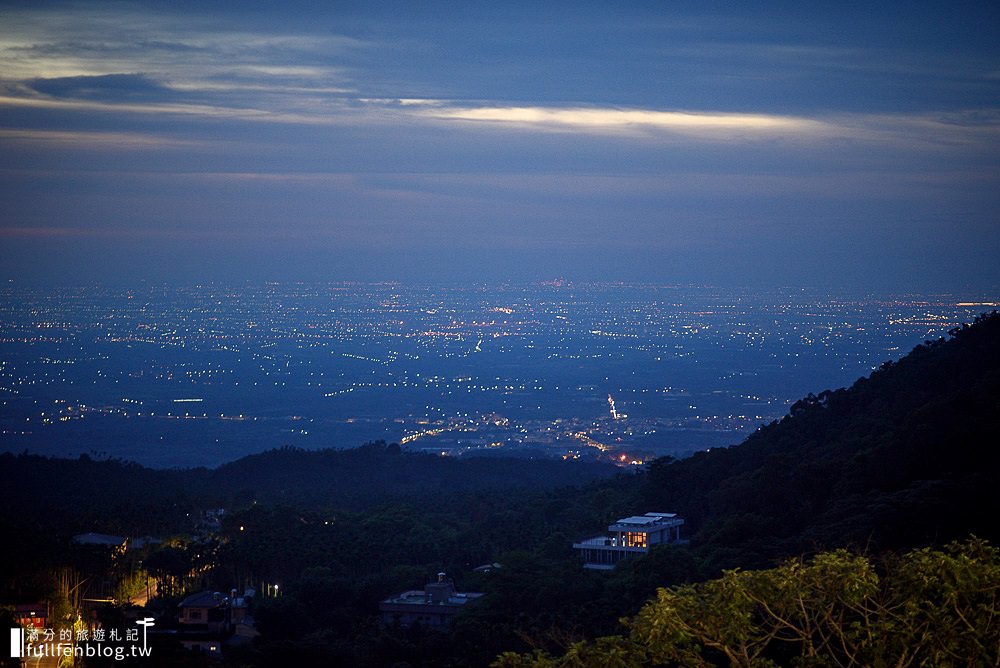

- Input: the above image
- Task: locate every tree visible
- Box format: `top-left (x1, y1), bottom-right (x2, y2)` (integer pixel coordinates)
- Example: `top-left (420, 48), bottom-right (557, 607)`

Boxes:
top-left (143, 546), bottom-right (191, 598)
top-left (494, 538), bottom-right (1000, 667)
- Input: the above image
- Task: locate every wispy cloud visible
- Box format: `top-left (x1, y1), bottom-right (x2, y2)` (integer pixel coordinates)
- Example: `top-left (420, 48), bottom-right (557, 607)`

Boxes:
top-left (421, 105), bottom-right (825, 138)
top-left (7, 78), bottom-right (997, 153)
top-left (0, 127), bottom-right (203, 149)
top-left (415, 103), bottom-right (1000, 151)
top-left (26, 72), bottom-right (175, 102)
top-left (2, 3), bottom-right (996, 153)
top-left (0, 4), bottom-right (362, 109)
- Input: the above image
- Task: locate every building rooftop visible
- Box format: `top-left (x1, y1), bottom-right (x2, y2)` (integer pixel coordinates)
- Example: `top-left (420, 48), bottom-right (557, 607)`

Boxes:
top-left (179, 591), bottom-right (229, 609)
top-left (380, 574), bottom-right (484, 610)
top-left (382, 590), bottom-right (484, 607)
top-left (72, 532), bottom-right (126, 547)
top-left (608, 512), bottom-right (683, 530)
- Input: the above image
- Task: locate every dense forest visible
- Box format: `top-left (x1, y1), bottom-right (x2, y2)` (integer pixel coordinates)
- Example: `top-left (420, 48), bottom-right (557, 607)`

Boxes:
top-left (2, 312), bottom-right (998, 666)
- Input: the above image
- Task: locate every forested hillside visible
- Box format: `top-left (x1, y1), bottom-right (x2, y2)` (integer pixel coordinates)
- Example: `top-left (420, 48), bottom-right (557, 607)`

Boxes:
top-left (638, 311), bottom-right (1000, 570)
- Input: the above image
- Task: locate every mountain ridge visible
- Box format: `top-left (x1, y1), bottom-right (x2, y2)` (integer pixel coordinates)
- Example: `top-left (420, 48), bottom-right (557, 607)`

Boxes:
top-left (638, 311), bottom-right (1000, 568)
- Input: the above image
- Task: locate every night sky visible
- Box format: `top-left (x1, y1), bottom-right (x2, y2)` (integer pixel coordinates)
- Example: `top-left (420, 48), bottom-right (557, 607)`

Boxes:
top-left (1, 1), bottom-right (998, 290)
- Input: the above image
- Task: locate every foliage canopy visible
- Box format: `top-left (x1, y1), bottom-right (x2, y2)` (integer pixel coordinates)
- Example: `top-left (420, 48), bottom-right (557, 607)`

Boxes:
top-left (495, 538), bottom-right (1000, 667)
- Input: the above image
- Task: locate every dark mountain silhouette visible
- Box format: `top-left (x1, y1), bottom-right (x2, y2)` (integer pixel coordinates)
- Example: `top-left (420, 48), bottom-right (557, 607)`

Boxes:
top-left (639, 312), bottom-right (1000, 568)
top-left (0, 442), bottom-right (617, 536)
top-left (205, 441), bottom-right (617, 508)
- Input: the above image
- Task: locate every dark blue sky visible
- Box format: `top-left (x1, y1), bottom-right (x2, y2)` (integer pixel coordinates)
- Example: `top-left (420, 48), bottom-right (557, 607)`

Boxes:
top-left (1, 1), bottom-right (998, 290)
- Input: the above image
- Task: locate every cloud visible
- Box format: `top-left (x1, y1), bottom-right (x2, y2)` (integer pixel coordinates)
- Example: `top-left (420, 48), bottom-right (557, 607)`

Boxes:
top-left (0, 127), bottom-right (202, 150)
top-left (27, 73), bottom-right (176, 102)
top-left (0, 4), bottom-right (363, 112)
top-left (414, 103), bottom-right (1000, 154)
top-left (1, 3), bottom-right (996, 159)
top-left (421, 105), bottom-right (825, 139)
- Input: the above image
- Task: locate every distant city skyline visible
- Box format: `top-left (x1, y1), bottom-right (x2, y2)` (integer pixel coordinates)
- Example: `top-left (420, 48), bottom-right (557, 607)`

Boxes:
top-left (1, 1), bottom-right (998, 290)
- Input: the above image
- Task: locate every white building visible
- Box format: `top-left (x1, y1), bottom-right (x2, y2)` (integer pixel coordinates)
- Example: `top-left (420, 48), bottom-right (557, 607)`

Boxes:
top-left (573, 512), bottom-right (685, 569)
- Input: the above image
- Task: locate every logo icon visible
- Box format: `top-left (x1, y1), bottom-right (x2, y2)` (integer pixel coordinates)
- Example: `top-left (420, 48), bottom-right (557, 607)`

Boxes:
top-left (136, 618), bottom-right (155, 652)
top-left (9, 628), bottom-right (23, 658)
